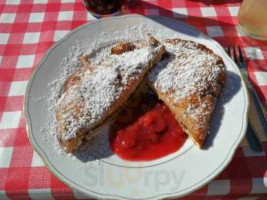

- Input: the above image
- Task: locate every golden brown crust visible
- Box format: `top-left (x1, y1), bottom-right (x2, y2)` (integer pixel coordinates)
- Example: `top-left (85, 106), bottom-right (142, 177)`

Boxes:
top-left (148, 34), bottom-right (159, 47)
top-left (148, 38), bottom-right (226, 148)
top-left (62, 70), bottom-right (83, 92)
top-left (56, 39), bottom-right (166, 153)
top-left (111, 42), bottom-right (136, 55)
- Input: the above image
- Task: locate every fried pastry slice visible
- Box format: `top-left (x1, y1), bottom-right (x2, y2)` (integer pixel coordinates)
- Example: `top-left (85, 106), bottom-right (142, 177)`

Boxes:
top-left (56, 35), bottom-right (166, 153)
top-left (148, 39), bottom-right (226, 148)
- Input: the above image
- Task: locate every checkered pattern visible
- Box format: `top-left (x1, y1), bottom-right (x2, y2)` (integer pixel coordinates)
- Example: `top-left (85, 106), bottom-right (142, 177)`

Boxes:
top-left (0, 0), bottom-right (267, 199)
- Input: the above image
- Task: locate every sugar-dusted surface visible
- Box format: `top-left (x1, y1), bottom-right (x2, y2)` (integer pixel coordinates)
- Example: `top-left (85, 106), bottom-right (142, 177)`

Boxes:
top-left (1, 1), bottom-right (264, 199)
top-left (149, 40), bottom-right (225, 103)
top-left (43, 25), bottom-right (167, 156)
top-left (149, 39), bottom-right (225, 125)
top-left (57, 42), bottom-right (162, 142)
top-left (30, 19), bottom-right (247, 200)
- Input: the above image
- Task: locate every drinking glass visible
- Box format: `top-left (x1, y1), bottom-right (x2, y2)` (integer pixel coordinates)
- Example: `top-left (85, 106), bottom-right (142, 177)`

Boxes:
top-left (82, 0), bottom-right (125, 18)
top-left (238, 0), bottom-right (267, 40)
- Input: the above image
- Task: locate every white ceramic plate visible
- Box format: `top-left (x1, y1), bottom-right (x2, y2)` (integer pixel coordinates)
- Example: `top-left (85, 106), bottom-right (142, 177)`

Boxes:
top-left (25, 15), bottom-right (249, 200)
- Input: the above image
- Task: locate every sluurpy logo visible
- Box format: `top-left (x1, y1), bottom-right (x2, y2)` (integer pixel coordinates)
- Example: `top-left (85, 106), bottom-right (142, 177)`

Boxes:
top-left (83, 162), bottom-right (186, 195)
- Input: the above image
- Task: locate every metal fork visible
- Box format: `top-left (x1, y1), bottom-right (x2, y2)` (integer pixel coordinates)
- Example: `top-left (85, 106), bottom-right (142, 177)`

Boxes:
top-left (227, 45), bottom-right (265, 152)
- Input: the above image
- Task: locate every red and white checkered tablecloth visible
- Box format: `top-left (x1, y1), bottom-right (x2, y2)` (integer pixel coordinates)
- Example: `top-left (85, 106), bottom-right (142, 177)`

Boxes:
top-left (0, 0), bottom-right (267, 199)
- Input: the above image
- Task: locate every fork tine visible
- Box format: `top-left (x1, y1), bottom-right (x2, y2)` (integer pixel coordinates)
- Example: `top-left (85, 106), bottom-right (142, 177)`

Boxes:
top-left (225, 46), bottom-right (230, 56)
top-left (227, 46), bottom-right (231, 56)
top-left (233, 45), bottom-right (239, 64)
top-left (238, 46), bottom-right (244, 64)
top-left (225, 46), bottom-right (231, 58)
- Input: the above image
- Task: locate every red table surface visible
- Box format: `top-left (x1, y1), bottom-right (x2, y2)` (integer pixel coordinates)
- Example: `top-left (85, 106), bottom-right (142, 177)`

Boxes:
top-left (0, 0), bottom-right (267, 199)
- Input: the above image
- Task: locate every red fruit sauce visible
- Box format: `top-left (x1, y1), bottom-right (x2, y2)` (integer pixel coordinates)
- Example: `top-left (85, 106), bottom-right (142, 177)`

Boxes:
top-left (109, 103), bottom-right (188, 161)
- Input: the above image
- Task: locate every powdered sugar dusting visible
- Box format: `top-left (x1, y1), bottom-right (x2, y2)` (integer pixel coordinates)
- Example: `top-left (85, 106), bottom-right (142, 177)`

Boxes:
top-left (40, 24), bottom-right (224, 160)
top-left (149, 39), bottom-right (225, 124)
top-left (40, 25), bottom-right (163, 159)
top-left (57, 43), bottom-right (161, 142)
top-left (149, 41), bottom-right (223, 101)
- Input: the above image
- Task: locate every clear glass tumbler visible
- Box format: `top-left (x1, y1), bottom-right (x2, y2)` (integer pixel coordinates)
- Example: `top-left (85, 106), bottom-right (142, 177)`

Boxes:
top-left (238, 0), bottom-right (267, 40)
